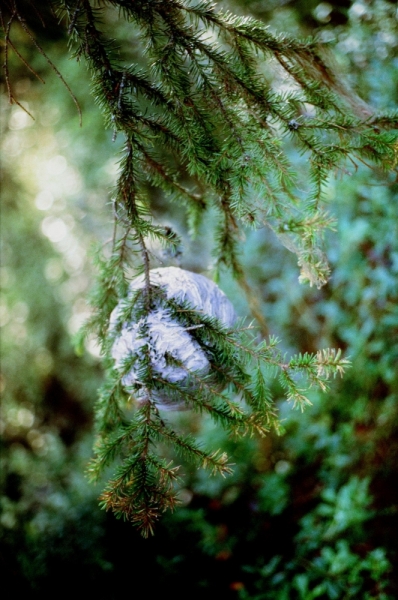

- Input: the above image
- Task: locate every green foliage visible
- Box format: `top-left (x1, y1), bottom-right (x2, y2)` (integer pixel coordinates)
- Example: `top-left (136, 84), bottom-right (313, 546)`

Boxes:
top-left (85, 250), bottom-right (350, 533)
top-left (239, 478), bottom-right (392, 599)
top-left (1, 0), bottom-right (397, 545)
top-left (0, 1), bottom-right (396, 560)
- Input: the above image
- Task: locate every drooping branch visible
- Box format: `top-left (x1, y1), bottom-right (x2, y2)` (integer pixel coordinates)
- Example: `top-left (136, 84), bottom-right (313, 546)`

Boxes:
top-left (2, 0), bottom-right (394, 535)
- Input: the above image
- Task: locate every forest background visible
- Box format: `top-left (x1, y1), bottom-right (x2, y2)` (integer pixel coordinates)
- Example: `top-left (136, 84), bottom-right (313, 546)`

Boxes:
top-left (1, 0), bottom-right (397, 598)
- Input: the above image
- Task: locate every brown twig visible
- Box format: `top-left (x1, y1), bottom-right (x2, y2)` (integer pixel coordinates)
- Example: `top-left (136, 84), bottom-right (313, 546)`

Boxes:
top-left (14, 8), bottom-right (82, 126)
top-left (7, 37), bottom-right (45, 83)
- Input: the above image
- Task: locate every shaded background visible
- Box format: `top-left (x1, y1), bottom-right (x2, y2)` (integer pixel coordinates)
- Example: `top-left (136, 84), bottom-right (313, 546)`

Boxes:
top-left (1, 1), bottom-right (397, 597)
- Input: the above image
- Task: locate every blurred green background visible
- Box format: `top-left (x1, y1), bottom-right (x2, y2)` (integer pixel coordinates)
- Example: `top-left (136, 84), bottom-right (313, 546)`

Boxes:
top-left (1, 1), bottom-right (397, 597)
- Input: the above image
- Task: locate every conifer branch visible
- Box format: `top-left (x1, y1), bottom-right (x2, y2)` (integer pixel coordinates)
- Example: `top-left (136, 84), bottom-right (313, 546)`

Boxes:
top-left (3, 0), bottom-right (394, 534)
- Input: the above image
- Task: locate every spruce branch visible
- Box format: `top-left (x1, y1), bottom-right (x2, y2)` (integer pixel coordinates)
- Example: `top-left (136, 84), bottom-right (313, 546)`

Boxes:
top-left (84, 265), bottom-right (350, 531)
top-left (3, 0), bottom-right (393, 534)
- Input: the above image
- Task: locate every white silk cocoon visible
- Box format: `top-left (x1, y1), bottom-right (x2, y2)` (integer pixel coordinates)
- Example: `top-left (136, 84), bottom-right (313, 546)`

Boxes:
top-left (110, 267), bottom-right (236, 409)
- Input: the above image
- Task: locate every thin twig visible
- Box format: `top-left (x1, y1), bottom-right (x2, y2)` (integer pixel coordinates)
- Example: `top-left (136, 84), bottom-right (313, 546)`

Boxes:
top-left (7, 37), bottom-right (45, 83)
top-left (15, 10), bottom-right (82, 126)
top-left (138, 232), bottom-right (151, 311)
top-left (67, 2), bottom-right (82, 36)
top-left (27, 0), bottom-right (46, 28)
top-left (2, 6), bottom-right (16, 105)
